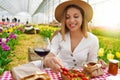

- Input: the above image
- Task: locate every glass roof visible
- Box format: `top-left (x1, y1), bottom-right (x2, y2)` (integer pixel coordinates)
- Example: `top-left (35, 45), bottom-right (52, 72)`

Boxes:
top-left (0, 0), bottom-right (120, 29)
top-left (0, 0), bottom-right (111, 16)
top-left (0, 0), bottom-right (43, 15)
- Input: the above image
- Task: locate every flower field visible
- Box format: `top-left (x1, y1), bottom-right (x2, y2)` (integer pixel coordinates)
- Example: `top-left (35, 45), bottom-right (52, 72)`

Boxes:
top-left (92, 27), bottom-right (120, 63)
top-left (0, 25), bottom-right (120, 75)
top-left (37, 25), bottom-right (60, 39)
top-left (0, 25), bottom-right (24, 74)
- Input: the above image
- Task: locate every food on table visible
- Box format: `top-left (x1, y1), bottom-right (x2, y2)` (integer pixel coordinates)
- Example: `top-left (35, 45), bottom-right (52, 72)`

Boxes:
top-left (98, 59), bottom-right (108, 69)
top-left (87, 62), bottom-right (96, 67)
top-left (61, 68), bottom-right (90, 80)
top-left (22, 73), bottom-right (51, 80)
top-left (83, 62), bottom-right (104, 77)
top-left (11, 63), bottom-right (51, 80)
top-left (108, 59), bottom-right (119, 75)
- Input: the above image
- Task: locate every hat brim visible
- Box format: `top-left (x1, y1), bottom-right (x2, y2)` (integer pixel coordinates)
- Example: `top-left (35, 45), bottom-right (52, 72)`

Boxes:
top-left (55, 0), bottom-right (93, 22)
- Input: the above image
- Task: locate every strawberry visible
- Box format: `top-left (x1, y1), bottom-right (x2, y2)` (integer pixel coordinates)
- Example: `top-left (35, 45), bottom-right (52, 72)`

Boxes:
top-left (78, 73), bottom-right (85, 77)
top-left (61, 68), bottom-right (90, 80)
top-left (62, 71), bottom-right (68, 75)
top-left (61, 67), bottom-right (69, 72)
top-left (82, 77), bottom-right (89, 80)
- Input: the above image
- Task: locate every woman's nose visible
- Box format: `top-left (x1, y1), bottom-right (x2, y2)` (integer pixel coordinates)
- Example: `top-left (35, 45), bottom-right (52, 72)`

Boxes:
top-left (70, 17), bottom-right (75, 22)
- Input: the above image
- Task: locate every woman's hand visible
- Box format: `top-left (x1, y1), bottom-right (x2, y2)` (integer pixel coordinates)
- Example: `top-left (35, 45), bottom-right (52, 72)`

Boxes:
top-left (44, 53), bottom-right (63, 73)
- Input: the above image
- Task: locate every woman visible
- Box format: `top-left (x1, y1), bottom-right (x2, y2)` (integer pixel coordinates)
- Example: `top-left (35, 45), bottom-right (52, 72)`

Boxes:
top-left (44, 0), bottom-right (99, 72)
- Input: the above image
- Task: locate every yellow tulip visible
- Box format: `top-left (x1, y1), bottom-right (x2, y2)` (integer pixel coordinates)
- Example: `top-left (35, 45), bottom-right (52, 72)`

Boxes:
top-left (98, 48), bottom-right (104, 57)
top-left (116, 52), bottom-right (120, 58)
top-left (107, 52), bottom-right (114, 60)
top-left (3, 30), bottom-right (7, 32)
top-left (0, 33), bottom-right (2, 35)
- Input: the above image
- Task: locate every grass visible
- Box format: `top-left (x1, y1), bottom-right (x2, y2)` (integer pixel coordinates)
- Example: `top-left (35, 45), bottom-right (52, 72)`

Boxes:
top-left (92, 27), bottom-right (120, 52)
top-left (91, 27), bottom-right (120, 39)
top-left (98, 36), bottom-right (120, 50)
top-left (7, 34), bottom-right (42, 70)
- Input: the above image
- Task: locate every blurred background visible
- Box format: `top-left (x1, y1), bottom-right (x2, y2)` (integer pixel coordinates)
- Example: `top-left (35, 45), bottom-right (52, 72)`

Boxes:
top-left (0, 0), bottom-right (120, 75)
top-left (0, 0), bottom-right (120, 30)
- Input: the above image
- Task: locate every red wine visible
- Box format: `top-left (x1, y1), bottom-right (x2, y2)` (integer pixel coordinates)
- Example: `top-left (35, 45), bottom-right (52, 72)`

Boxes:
top-left (34, 48), bottom-right (50, 57)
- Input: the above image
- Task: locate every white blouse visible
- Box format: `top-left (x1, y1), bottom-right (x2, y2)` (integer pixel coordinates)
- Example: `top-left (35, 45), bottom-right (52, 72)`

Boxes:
top-left (50, 32), bottom-right (99, 69)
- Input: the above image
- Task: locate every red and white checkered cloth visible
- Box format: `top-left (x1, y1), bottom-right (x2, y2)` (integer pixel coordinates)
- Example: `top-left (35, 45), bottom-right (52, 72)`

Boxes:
top-left (0, 69), bottom-right (120, 80)
top-left (0, 71), bottom-right (12, 80)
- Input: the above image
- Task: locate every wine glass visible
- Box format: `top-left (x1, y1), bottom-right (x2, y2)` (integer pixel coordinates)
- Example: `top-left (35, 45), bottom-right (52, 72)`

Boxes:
top-left (33, 36), bottom-right (50, 70)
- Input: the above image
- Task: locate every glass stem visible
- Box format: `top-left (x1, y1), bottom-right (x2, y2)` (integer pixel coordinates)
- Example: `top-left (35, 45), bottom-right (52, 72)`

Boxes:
top-left (40, 57), bottom-right (44, 70)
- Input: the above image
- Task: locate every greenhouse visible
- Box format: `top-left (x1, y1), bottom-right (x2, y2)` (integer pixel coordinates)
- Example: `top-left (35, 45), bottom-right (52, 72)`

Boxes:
top-left (0, 0), bottom-right (120, 80)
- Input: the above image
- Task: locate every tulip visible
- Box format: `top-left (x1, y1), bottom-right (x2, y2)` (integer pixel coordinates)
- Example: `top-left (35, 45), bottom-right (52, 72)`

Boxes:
top-left (2, 38), bottom-right (7, 43)
top-left (1, 43), bottom-right (10, 51)
top-left (8, 33), bottom-right (17, 39)
top-left (116, 52), bottom-right (120, 58)
top-left (107, 52), bottom-right (114, 60)
top-left (98, 48), bottom-right (104, 57)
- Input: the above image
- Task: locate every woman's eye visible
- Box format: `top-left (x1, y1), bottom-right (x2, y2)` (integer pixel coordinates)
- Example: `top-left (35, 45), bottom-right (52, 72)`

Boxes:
top-left (74, 16), bottom-right (79, 18)
top-left (66, 16), bottom-right (70, 19)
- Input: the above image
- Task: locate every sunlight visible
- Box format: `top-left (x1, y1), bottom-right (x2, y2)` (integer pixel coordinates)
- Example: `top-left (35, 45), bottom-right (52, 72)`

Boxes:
top-left (91, 0), bottom-right (120, 29)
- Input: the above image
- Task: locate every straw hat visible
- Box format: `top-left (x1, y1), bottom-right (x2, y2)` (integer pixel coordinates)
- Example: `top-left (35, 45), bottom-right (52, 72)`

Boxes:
top-left (55, 0), bottom-right (93, 22)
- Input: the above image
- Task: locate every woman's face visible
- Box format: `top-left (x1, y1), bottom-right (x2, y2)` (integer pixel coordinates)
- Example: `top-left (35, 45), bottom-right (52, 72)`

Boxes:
top-left (65, 7), bottom-right (83, 32)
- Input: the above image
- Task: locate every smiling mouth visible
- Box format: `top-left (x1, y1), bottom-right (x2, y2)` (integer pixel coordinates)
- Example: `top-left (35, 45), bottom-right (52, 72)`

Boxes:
top-left (69, 24), bottom-right (76, 28)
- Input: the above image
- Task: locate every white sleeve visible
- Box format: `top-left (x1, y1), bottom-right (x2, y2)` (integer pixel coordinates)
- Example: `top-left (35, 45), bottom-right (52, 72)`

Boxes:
top-left (87, 36), bottom-right (99, 62)
top-left (50, 33), bottom-right (61, 56)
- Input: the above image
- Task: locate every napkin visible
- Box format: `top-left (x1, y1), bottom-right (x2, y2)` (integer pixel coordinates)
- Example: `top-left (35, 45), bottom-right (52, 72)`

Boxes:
top-left (106, 74), bottom-right (120, 80)
top-left (11, 63), bottom-right (50, 80)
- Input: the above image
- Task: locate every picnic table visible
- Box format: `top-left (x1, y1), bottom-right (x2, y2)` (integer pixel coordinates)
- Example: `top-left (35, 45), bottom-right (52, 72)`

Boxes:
top-left (0, 69), bottom-right (120, 80)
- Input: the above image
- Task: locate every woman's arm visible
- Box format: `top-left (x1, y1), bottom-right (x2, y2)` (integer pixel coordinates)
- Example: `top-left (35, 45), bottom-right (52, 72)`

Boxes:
top-left (87, 35), bottom-right (99, 62)
top-left (43, 52), bottom-right (63, 72)
top-left (43, 31), bottom-right (63, 72)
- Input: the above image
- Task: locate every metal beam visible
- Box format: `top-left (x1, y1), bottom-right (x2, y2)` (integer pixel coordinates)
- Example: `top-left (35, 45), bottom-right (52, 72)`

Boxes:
top-left (27, 0), bottom-right (29, 13)
top-left (32, 0), bottom-right (45, 16)
top-left (87, 0), bottom-right (89, 3)
top-left (0, 5), bottom-right (14, 15)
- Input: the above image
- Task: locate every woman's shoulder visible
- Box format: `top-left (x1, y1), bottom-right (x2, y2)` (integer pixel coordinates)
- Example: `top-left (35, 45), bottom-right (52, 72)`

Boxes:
top-left (87, 32), bottom-right (98, 41)
top-left (50, 30), bottom-right (61, 40)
